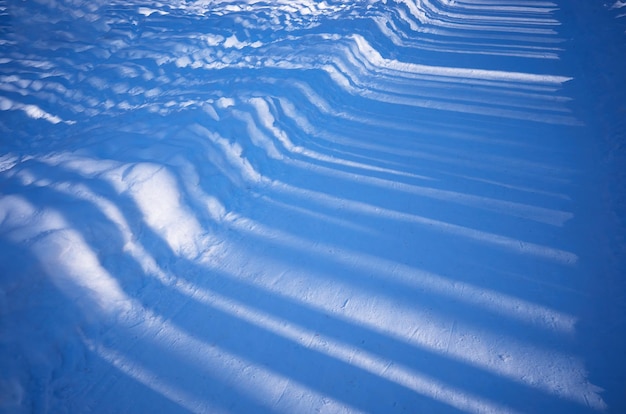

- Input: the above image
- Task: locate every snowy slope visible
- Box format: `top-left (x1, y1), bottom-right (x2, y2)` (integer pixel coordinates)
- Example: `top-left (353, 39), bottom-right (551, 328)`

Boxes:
top-left (1, 0), bottom-right (625, 413)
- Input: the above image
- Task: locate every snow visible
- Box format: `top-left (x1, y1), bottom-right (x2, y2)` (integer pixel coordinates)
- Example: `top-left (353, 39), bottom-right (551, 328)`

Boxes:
top-left (1, 0), bottom-right (625, 413)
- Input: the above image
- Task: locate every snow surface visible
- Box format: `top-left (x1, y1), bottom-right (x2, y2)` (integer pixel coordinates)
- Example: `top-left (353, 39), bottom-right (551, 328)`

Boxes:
top-left (1, 0), bottom-right (625, 413)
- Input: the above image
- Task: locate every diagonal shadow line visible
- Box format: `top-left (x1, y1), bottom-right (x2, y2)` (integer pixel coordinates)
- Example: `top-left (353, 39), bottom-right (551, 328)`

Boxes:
top-left (0, 163), bottom-right (284, 413)
top-left (106, 177), bottom-right (588, 410)
top-left (7, 150), bottom-right (588, 412)
top-left (245, 189), bottom-right (583, 307)
top-left (159, 250), bottom-right (592, 414)
top-left (22, 150), bottom-right (572, 336)
top-left (253, 77), bottom-right (580, 178)
top-left (165, 111), bottom-right (576, 322)
top-left (220, 210), bottom-right (578, 345)
top-left (0, 167), bottom-right (474, 413)
top-left (271, 154), bottom-right (573, 228)
top-left (33, 75), bottom-right (580, 326)
top-left (0, 1), bottom-right (600, 412)
top-left (204, 88), bottom-right (576, 220)
top-left (0, 139), bottom-right (596, 410)
top-left (83, 328), bottom-right (282, 414)
top-left (0, 236), bottom-right (107, 413)
top-left (90, 140), bottom-right (592, 410)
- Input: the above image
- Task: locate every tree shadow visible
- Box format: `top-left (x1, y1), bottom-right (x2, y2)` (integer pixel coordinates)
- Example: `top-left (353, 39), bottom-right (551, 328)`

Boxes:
top-left (0, 0), bottom-right (619, 412)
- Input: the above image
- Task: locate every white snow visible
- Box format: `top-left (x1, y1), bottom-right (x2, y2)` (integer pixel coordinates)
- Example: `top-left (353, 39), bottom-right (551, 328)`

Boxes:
top-left (0, 97), bottom-right (68, 124)
top-left (1, 0), bottom-right (625, 413)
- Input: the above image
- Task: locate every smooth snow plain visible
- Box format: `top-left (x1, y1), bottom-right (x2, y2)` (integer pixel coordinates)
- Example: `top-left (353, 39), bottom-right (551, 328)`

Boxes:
top-left (1, 0), bottom-right (625, 413)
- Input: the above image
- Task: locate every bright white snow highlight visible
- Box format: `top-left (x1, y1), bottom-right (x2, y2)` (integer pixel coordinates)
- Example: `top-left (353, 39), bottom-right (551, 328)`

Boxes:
top-left (1, 0), bottom-right (625, 413)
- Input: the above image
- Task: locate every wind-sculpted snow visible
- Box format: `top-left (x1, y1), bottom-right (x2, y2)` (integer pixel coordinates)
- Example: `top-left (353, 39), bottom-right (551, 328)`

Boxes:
top-left (613, 1), bottom-right (626, 20)
top-left (1, 0), bottom-right (625, 413)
